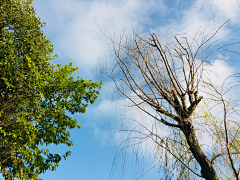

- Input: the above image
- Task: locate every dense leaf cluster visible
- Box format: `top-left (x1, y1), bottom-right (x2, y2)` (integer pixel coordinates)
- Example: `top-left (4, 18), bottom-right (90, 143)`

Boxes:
top-left (0, 0), bottom-right (102, 179)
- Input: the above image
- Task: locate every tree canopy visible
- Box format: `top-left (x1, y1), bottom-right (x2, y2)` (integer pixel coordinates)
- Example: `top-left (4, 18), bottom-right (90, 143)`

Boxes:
top-left (0, 0), bottom-right (102, 179)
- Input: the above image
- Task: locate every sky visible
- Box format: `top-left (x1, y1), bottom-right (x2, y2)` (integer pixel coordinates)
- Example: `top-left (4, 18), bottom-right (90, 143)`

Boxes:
top-left (5, 0), bottom-right (240, 180)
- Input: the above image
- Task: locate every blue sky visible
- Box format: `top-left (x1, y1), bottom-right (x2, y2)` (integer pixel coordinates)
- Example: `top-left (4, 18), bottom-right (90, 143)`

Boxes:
top-left (5, 0), bottom-right (240, 180)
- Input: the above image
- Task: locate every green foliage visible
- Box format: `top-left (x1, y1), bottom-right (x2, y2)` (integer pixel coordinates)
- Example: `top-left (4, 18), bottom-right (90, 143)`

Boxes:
top-left (0, 0), bottom-right (102, 179)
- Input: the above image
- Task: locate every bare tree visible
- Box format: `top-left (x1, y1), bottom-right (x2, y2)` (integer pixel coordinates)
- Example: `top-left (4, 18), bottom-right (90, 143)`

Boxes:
top-left (106, 23), bottom-right (240, 180)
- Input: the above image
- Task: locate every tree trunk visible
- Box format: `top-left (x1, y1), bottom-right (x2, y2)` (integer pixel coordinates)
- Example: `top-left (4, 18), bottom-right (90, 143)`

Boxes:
top-left (182, 121), bottom-right (220, 180)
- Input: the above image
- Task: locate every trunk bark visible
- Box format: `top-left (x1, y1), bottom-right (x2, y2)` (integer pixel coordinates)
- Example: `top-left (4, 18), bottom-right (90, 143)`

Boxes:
top-left (181, 121), bottom-right (220, 180)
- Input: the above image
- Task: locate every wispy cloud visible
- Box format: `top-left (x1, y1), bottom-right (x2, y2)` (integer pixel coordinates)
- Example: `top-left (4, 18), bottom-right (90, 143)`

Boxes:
top-left (35, 0), bottom-right (166, 78)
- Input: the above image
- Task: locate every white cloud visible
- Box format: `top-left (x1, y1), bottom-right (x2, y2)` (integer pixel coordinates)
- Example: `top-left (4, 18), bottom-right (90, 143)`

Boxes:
top-left (34, 0), bottom-right (240, 77)
top-left (202, 59), bottom-right (233, 87)
top-left (35, 0), bottom-right (166, 78)
top-left (154, 0), bottom-right (240, 47)
top-left (86, 88), bottom-right (172, 168)
top-left (209, 0), bottom-right (240, 23)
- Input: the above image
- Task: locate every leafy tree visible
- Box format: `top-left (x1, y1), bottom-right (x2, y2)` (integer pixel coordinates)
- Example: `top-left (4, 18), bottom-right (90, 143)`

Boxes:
top-left (0, 0), bottom-right (102, 179)
top-left (107, 24), bottom-right (240, 179)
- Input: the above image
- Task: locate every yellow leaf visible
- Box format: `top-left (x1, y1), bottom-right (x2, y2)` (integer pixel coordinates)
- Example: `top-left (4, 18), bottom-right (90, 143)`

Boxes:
top-left (40, 92), bottom-right (44, 99)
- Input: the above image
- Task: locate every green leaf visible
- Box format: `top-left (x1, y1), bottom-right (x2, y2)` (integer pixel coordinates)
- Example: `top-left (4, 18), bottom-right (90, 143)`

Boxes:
top-left (0, 0), bottom-right (102, 179)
